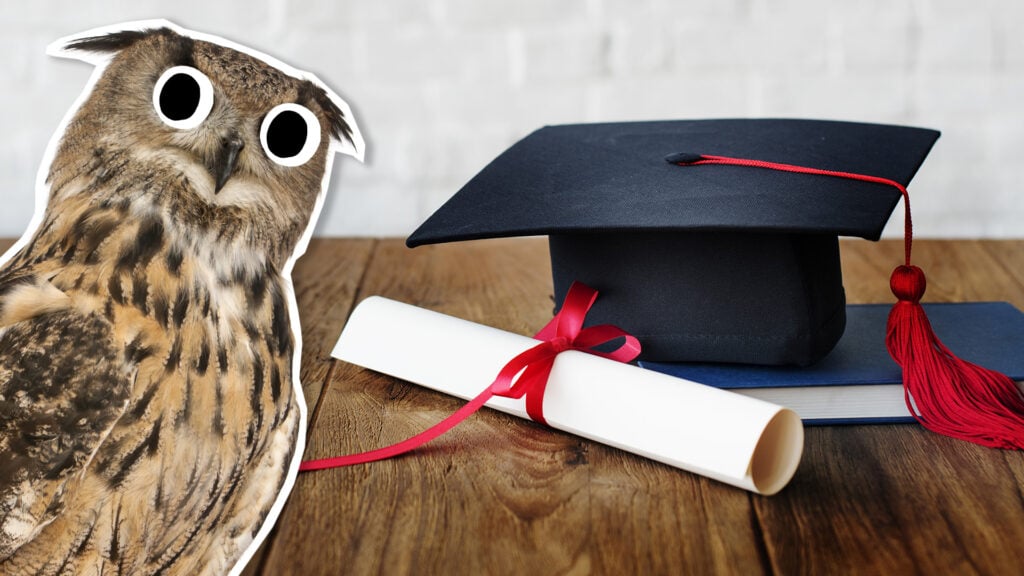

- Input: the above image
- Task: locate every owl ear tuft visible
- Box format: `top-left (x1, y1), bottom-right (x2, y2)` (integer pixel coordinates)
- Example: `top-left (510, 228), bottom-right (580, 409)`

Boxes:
top-left (53, 25), bottom-right (191, 67)
top-left (62, 28), bottom-right (166, 55)
top-left (308, 88), bottom-right (353, 144)
top-left (301, 81), bottom-right (364, 162)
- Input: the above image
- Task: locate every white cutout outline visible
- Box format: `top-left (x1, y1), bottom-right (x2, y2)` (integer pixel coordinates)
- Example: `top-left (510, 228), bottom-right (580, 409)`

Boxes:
top-left (0, 19), bottom-right (365, 576)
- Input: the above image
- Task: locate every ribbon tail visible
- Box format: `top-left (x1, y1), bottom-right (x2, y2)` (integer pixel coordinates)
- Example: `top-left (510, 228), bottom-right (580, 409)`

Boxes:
top-left (299, 386), bottom-right (496, 470)
top-left (522, 359), bottom-right (556, 425)
top-left (300, 281), bottom-right (641, 472)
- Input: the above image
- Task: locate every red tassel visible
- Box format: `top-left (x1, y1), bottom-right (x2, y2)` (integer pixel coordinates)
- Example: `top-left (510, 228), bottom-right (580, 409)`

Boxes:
top-left (671, 153), bottom-right (1024, 449)
top-left (887, 264), bottom-right (1024, 448)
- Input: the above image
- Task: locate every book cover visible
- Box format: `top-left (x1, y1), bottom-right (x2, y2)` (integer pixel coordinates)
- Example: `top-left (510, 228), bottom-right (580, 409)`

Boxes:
top-left (639, 302), bottom-right (1024, 424)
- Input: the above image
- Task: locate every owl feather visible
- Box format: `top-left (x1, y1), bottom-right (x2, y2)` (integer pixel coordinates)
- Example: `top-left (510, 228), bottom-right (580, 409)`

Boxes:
top-left (0, 21), bottom-right (361, 575)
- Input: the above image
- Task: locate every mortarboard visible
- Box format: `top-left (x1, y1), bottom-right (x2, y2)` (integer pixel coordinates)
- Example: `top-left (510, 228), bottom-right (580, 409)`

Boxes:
top-left (408, 119), bottom-right (939, 366)
top-left (408, 118), bottom-right (1024, 450)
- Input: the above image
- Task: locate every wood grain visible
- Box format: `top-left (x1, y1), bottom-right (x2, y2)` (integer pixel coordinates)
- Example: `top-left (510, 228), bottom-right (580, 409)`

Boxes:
top-left (9, 235), bottom-right (1024, 574)
top-left (254, 237), bottom-right (1024, 575)
top-left (756, 425), bottom-right (1024, 574)
top-left (239, 238), bottom-right (375, 575)
top-left (289, 238), bottom-right (376, 428)
top-left (264, 238), bottom-right (774, 574)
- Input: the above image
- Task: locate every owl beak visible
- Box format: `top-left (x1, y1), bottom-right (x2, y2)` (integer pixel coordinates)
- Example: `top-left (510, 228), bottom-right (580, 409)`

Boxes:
top-left (211, 133), bottom-right (245, 193)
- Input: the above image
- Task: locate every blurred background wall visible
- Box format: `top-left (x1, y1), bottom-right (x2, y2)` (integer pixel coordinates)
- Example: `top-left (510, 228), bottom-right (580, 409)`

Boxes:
top-left (1, 0), bottom-right (1021, 238)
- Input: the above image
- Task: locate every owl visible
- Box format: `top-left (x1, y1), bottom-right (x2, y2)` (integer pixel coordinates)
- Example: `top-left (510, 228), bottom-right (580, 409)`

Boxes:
top-left (0, 21), bottom-right (362, 575)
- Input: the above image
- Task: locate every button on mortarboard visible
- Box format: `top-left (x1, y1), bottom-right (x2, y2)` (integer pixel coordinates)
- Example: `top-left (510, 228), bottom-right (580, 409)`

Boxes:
top-left (408, 119), bottom-right (940, 366)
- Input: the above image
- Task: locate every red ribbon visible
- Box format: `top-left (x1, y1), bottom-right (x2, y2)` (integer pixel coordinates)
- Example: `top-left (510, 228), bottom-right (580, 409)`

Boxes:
top-left (299, 281), bottom-right (641, 471)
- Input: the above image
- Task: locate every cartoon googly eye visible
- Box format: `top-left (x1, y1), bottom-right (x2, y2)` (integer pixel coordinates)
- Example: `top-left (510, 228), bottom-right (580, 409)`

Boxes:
top-left (153, 66), bottom-right (215, 130)
top-left (260, 103), bottom-right (322, 167)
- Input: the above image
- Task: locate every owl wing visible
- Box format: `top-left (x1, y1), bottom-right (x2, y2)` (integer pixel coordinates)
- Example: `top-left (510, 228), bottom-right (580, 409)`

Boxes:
top-left (0, 275), bottom-right (132, 560)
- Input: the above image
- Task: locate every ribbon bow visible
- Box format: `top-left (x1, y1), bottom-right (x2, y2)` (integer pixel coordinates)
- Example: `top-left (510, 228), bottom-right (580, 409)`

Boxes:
top-left (300, 281), bottom-right (641, 471)
top-left (490, 282), bottom-right (641, 425)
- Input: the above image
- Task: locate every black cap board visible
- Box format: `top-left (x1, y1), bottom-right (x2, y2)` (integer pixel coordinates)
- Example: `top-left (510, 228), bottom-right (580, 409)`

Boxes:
top-left (407, 119), bottom-right (940, 366)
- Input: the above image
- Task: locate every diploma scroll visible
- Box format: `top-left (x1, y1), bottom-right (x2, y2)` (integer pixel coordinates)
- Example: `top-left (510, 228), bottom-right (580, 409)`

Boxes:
top-left (332, 296), bottom-right (804, 495)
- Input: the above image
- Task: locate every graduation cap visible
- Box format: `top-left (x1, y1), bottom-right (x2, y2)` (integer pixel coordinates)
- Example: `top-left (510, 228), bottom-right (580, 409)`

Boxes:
top-left (408, 119), bottom-right (937, 366)
top-left (408, 118), bottom-right (1024, 450)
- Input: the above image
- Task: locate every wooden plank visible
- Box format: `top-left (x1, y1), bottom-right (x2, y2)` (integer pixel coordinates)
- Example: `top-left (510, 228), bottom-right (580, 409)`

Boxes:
top-left (587, 458), bottom-right (768, 575)
top-left (3, 235), bottom-right (1024, 573)
top-left (240, 238), bottom-right (375, 576)
top-left (838, 238), bottom-right (1024, 304)
top-left (978, 240), bottom-right (1024, 309)
top-left (974, 239), bottom-right (1024, 517)
top-left (289, 238), bottom-right (377, 427)
top-left (262, 238), bottom-right (768, 574)
top-left (840, 238), bottom-right (905, 303)
top-left (757, 240), bottom-right (1024, 574)
top-left (758, 425), bottom-right (1024, 574)
top-left (911, 239), bottom-right (1024, 306)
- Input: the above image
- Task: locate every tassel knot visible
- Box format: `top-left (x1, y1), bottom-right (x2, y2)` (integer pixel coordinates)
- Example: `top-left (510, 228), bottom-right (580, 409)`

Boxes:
top-left (890, 265), bottom-right (926, 303)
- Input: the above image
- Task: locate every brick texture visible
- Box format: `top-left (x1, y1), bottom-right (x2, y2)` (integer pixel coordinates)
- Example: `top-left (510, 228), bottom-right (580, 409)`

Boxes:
top-left (0, 0), bottom-right (1020, 238)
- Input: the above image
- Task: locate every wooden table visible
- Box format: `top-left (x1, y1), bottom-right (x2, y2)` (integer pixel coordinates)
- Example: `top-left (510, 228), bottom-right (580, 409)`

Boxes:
top-left (242, 237), bottom-right (1024, 575)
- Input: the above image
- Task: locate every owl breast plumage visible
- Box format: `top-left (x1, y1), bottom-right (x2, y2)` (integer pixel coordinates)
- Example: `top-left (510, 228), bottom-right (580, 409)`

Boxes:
top-left (0, 23), bottom-right (361, 575)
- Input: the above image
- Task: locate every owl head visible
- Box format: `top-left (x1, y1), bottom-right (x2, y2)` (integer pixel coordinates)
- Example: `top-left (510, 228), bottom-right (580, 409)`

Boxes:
top-left (43, 20), bottom-right (363, 265)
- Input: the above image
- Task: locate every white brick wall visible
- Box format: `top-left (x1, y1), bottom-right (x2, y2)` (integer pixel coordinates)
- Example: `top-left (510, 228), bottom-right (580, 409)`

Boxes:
top-left (0, 0), bottom-right (1021, 238)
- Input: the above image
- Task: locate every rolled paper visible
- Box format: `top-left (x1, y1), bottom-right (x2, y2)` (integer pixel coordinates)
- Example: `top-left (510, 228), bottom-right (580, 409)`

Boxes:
top-left (332, 296), bottom-right (804, 495)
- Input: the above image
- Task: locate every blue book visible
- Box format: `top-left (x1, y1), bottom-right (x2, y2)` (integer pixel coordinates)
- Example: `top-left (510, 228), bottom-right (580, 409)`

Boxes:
top-left (639, 302), bottom-right (1024, 425)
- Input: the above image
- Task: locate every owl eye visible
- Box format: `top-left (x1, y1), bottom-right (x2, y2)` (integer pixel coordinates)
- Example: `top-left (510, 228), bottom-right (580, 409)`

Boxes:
top-left (260, 103), bottom-right (322, 167)
top-left (153, 66), bottom-right (215, 130)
